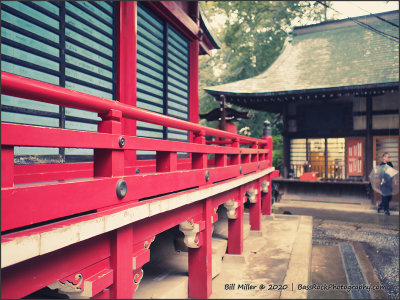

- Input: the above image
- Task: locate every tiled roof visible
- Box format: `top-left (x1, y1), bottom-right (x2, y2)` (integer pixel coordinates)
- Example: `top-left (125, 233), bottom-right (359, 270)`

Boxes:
top-left (205, 10), bottom-right (399, 97)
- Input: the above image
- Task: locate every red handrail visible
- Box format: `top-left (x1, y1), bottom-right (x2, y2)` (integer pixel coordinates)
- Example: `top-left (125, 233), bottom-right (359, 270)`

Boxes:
top-left (1, 72), bottom-right (267, 145)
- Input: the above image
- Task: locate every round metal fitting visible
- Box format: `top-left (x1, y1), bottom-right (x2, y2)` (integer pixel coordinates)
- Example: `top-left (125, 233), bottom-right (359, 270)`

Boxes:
top-left (116, 179), bottom-right (127, 199)
top-left (205, 171), bottom-right (210, 182)
top-left (240, 166), bottom-right (243, 174)
top-left (136, 168), bottom-right (140, 174)
top-left (119, 136), bottom-right (125, 148)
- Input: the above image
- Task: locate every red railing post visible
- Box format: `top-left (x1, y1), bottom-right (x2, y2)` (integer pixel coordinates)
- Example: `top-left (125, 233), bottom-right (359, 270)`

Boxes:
top-left (252, 142), bottom-right (259, 163)
top-left (94, 109), bottom-right (124, 177)
top-left (1, 146), bottom-right (14, 188)
top-left (215, 153), bottom-right (228, 167)
top-left (156, 151), bottom-right (177, 172)
top-left (241, 153), bottom-right (250, 164)
top-left (192, 130), bottom-right (207, 169)
top-left (230, 138), bottom-right (240, 165)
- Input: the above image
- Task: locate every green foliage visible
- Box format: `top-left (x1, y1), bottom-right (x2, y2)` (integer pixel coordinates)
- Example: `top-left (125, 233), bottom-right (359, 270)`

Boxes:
top-left (199, 1), bottom-right (328, 169)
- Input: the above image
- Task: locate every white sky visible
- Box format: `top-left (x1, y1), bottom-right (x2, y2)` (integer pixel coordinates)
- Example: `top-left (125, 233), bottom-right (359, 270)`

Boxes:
top-left (330, 1), bottom-right (399, 19)
top-left (208, 1), bottom-right (399, 30)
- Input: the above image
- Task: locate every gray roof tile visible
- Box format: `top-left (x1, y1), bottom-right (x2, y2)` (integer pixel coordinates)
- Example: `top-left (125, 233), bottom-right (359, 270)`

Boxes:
top-left (205, 11), bottom-right (399, 97)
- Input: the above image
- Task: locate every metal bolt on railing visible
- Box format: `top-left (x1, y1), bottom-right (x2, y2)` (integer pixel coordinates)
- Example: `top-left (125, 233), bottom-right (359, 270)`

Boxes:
top-left (116, 179), bottom-right (127, 199)
top-left (119, 136), bottom-right (125, 148)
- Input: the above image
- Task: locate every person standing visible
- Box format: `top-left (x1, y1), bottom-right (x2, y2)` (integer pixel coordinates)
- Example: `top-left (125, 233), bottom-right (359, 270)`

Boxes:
top-left (377, 152), bottom-right (394, 215)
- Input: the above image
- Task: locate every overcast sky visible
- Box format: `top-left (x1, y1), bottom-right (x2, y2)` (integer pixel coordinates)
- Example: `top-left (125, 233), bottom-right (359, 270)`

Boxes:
top-left (330, 1), bottom-right (399, 18)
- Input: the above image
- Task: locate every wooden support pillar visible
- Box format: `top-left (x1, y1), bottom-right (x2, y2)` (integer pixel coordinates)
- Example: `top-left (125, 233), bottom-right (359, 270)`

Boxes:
top-left (226, 186), bottom-right (244, 254)
top-left (110, 225), bottom-right (134, 298)
top-left (282, 104), bottom-right (290, 178)
top-left (324, 137), bottom-right (328, 180)
top-left (249, 181), bottom-right (261, 230)
top-left (187, 198), bottom-right (213, 299)
top-left (117, 1), bottom-right (137, 167)
top-left (262, 174), bottom-right (272, 215)
top-left (365, 95), bottom-right (373, 181)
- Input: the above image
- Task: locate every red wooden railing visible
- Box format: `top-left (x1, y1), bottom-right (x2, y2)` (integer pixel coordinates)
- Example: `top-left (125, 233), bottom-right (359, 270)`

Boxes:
top-left (1, 71), bottom-right (272, 233)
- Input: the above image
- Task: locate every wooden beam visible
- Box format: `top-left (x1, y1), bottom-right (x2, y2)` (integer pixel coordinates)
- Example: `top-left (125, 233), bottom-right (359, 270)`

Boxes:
top-left (365, 95), bottom-right (373, 181)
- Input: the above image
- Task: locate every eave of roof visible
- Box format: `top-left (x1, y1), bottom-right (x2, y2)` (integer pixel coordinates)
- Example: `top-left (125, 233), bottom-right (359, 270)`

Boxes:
top-left (205, 10), bottom-right (399, 98)
top-left (199, 4), bottom-right (221, 55)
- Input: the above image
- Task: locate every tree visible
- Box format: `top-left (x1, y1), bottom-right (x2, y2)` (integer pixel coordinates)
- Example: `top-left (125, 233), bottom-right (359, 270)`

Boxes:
top-left (199, 1), bottom-right (329, 169)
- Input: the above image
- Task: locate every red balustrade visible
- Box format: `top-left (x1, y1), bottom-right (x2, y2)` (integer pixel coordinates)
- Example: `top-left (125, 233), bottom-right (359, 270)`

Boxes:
top-left (1, 71), bottom-right (274, 299)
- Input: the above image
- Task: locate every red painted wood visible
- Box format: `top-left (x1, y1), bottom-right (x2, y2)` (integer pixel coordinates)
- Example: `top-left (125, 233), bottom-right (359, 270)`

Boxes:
top-left (14, 162), bottom-right (93, 184)
top-left (3, 165), bottom-right (272, 231)
top-left (14, 162), bottom-right (92, 174)
top-left (3, 123), bottom-right (257, 156)
top-left (208, 165), bottom-right (240, 183)
top-left (230, 139), bottom-right (241, 165)
top-left (241, 161), bottom-right (260, 175)
top-left (211, 189), bottom-right (237, 208)
top-left (1, 177), bottom-right (120, 231)
top-left (242, 154), bottom-right (250, 163)
top-left (57, 259), bottom-right (112, 297)
top-left (206, 140), bottom-right (232, 145)
top-left (146, 1), bottom-right (199, 40)
top-left (189, 30), bottom-right (199, 145)
top-left (188, 198), bottom-right (213, 298)
top-left (85, 268), bottom-right (114, 296)
top-left (110, 225), bottom-right (134, 298)
top-left (1, 72), bottom-right (268, 146)
top-left (132, 268), bottom-right (144, 294)
top-left (215, 154), bottom-right (227, 167)
top-left (132, 249), bottom-right (150, 271)
top-left (192, 132), bottom-right (207, 169)
top-left (266, 136), bottom-right (273, 167)
top-left (1, 146), bottom-right (14, 188)
top-left (2, 122), bottom-right (115, 148)
top-left (1, 234), bottom-right (110, 299)
top-left (249, 179), bottom-right (261, 231)
top-left (251, 143), bottom-right (259, 163)
top-left (132, 202), bottom-right (202, 242)
top-left (94, 110), bottom-right (124, 179)
top-left (156, 152), bottom-right (177, 172)
top-left (118, 1), bottom-right (137, 168)
top-left (227, 187), bottom-right (244, 254)
top-left (262, 174), bottom-right (272, 215)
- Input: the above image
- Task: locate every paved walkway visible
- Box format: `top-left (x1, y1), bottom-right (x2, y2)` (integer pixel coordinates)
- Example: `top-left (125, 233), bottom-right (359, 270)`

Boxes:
top-left (275, 200), bottom-right (399, 299)
top-left (210, 214), bottom-right (312, 299)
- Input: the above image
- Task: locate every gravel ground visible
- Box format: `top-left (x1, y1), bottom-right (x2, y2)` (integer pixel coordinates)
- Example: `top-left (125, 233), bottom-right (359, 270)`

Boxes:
top-left (312, 218), bottom-right (399, 299)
